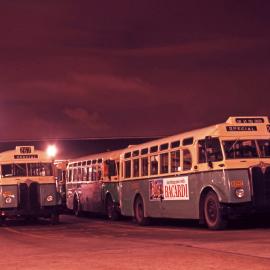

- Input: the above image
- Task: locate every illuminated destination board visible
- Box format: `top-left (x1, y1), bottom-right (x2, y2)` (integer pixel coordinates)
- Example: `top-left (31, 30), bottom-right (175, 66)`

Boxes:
top-left (226, 126), bottom-right (257, 132)
top-left (14, 154), bottom-right (38, 159)
top-left (235, 118), bottom-right (264, 124)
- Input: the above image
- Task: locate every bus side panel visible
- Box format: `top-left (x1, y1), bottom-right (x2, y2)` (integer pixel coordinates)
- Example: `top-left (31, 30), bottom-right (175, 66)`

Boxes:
top-left (120, 180), bottom-right (150, 217)
top-left (80, 181), bottom-right (103, 213)
top-left (102, 182), bottom-right (120, 205)
top-left (157, 171), bottom-right (230, 219)
top-left (119, 169), bottom-right (251, 220)
top-left (120, 178), bottom-right (196, 219)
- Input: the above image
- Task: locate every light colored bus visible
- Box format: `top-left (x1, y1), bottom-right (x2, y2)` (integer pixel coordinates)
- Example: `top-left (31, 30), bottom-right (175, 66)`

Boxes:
top-left (65, 116), bottom-right (270, 229)
top-left (0, 146), bottom-right (61, 224)
top-left (66, 149), bottom-right (122, 220)
top-left (119, 116), bottom-right (270, 229)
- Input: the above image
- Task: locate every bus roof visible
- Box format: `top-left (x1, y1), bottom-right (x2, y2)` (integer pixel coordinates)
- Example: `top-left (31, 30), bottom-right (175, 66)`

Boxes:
top-left (123, 116), bottom-right (270, 154)
top-left (0, 146), bottom-right (53, 163)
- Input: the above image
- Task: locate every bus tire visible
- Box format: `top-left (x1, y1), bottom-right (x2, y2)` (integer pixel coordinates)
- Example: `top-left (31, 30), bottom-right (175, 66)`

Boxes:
top-left (203, 191), bottom-right (227, 230)
top-left (73, 195), bottom-right (82, 217)
top-left (106, 195), bottom-right (120, 221)
top-left (134, 195), bottom-right (150, 226)
top-left (0, 217), bottom-right (6, 226)
top-left (51, 213), bottom-right (60, 225)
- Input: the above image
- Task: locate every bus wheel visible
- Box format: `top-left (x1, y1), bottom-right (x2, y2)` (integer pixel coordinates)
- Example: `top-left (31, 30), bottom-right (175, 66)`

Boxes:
top-left (203, 191), bottom-right (227, 230)
top-left (73, 196), bottom-right (82, 217)
top-left (106, 195), bottom-right (120, 221)
top-left (134, 196), bottom-right (150, 226)
top-left (0, 217), bottom-right (6, 226)
top-left (51, 213), bottom-right (59, 225)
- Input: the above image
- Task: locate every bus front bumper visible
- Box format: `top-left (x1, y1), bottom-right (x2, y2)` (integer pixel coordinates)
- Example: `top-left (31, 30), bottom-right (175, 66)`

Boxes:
top-left (0, 205), bottom-right (61, 218)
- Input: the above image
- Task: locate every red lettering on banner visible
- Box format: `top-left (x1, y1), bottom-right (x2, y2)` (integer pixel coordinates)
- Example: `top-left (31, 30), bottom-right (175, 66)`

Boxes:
top-left (164, 184), bottom-right (188, 198)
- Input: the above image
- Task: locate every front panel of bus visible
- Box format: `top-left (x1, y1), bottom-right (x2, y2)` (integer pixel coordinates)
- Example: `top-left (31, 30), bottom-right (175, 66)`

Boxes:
top-left (0, 147), bottom-right (59, 218)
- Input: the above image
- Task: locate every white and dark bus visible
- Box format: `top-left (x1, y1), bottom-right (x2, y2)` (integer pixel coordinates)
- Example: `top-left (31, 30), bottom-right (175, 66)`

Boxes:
top-left (0, 146), bottom-right (61, 224)
top-left (66, 116), bottom-right (270, 229)
top-left (66, 149), bottom-right (122, 220)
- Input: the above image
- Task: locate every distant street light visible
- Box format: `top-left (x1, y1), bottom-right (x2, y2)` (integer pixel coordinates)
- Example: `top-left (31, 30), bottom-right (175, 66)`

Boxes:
top-left (47, 145), bottom-right (57, 158)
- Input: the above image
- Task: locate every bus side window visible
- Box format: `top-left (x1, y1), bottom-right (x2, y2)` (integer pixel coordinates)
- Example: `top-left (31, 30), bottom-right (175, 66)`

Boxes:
top-left (141, 157), bottom-right (148, 176)
top-left (86, 167), bottom-right (90, 181)
top-left (68, 169), bottom-right (73, 182)
top-left (198, 140), bottom-right (206, 163)
top-left (73, 168), bottom-right (78, 182)
top-left (125, 160), bottom-right (131, 178)
top-left (183, 149), bottom-right (192, 171)
top-left (116, 161), bottom-right (120, 177)
top-left (97, 165), bottom-right (102, 180)
top-left (150, 155), bottom-right (158, 175)
top-left (78, 167), bottom-right (82, 181)
top-left (160, 153), bottom-right (169, 174)
top-left (133, 159), bottom-right (139, 177)
top-left (170, 150), bottom-right (180, 172)
top-left (92, 165), bottom-right (97, 181)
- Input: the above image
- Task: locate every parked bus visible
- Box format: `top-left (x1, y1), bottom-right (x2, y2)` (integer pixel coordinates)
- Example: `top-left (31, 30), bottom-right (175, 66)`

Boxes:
top-left (66, 149), bottom-right (122, 220)
top-left (55, 160), bottom-right (68, 208)
top-left (120, 116), bottom-right (270, 229)
top-left (0, 146), bottom-right (61, 224)
top-left (66, 116), bottom-right (270, 229)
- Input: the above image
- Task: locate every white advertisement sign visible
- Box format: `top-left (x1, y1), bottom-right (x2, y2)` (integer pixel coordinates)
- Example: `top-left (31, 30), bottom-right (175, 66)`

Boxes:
top-left (163, 176), bottom-right (189, 200)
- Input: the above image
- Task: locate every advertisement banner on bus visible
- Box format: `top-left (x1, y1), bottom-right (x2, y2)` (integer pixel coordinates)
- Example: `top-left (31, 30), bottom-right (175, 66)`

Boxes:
top-left (163, 177), bottom-right (189, 200)
top-left (149, 176), bottom-right (189, 201)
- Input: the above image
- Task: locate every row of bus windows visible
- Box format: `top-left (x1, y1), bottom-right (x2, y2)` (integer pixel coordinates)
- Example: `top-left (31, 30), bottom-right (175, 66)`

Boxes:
top-left (124, 149), bottom-right (192, 178)
top-left (1, 163), bottom-right (53, 178)
top-left (67, 159), bottom-right (119, 183)
top-left (68, 165), bottom-right (102, 182)
top-left (123, 138), bottom-right (194, 159)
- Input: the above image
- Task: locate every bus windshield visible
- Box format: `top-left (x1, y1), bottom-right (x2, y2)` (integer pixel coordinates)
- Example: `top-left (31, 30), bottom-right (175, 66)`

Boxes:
top-left (1, 163), bottom-right (53, 178)
top-left (257, 140), bottom-right (270, 157)
top-left (222, 139), bottom-right (270, 159)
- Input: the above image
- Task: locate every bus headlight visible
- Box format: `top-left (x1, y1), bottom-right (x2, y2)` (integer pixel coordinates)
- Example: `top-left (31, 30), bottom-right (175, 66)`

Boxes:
top-left (5, 197), bottom-right (13, 204)
top-left (3, 192), bottom-right (15, 204)
top-left (46, 195), bottom-right (54, 202)
top-left (235, 188), bottom-right (245, 198)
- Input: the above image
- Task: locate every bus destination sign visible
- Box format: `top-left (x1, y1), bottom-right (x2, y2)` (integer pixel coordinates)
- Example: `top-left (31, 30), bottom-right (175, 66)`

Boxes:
top-left (14, 154), bottom-right (38, 159)
top-left (19, 146), bottom-right (32, 154)
top-left (235, 118), bottom-right (264, 124)
top-left (226, 126), bottom-right (257, 132)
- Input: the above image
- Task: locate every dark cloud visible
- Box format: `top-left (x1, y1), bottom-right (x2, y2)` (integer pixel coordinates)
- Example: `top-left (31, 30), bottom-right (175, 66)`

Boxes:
top-left (0, 0), bottom-right (270, 140)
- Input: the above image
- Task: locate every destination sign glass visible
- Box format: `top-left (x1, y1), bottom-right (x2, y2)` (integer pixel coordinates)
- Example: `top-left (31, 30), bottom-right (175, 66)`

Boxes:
top-left (14, 154), bottom-right (38, 159)
top-left (235, 118), bottom-right (264, 124)
top-left (19, 146), bottom-right (32, 154)
top-left (226, 126), bottom-right (257, 132)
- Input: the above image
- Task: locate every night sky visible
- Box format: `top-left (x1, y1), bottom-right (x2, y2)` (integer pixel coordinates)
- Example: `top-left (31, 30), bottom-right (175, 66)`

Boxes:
top-left (1, 0), bottom-right (270, 142)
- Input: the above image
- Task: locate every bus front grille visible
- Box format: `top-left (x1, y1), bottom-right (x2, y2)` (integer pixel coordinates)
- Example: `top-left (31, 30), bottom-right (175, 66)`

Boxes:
top-left (18, 182), bottom-right (40, 212)
top-left (251, 166), bottom-right (270, 210)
